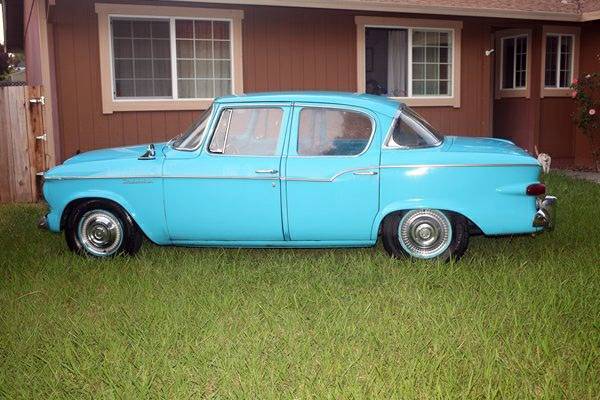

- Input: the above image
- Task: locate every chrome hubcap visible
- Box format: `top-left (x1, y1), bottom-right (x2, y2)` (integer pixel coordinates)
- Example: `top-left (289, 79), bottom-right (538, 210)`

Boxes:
top-left (399, 210), bottom-right (452, 259)
top-left (77, 210), bottom-right (123, 256)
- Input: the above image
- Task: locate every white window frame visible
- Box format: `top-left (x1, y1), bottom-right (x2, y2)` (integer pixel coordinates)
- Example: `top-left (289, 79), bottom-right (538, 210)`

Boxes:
top-left (356, 16), bottom-right (462, 108)
top-left (495, 29), bottom-right (531, 99)
top-left (500, 35), bottom-right (529, 91)
top-left (540, 26), bottom-right (581, 98)
top-left (96, 3), bottom-right (244, 114)
top-left (543, 34), bottom-right (575, 89)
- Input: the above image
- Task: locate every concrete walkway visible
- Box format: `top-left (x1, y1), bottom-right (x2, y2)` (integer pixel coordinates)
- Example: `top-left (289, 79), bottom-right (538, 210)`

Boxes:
top-left (557, 169), bottom-right (600, 184)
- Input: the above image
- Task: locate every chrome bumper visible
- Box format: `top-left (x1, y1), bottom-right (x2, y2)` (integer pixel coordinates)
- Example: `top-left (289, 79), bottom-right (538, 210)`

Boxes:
top-left (533, 196), bottom-right (557, 231)
top-left (38, 214), bottom-right (49, 230)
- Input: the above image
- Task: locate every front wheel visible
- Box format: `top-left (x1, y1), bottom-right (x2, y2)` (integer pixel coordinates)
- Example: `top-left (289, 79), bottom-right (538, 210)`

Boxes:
top-left (65, 200), bottom-right (143, 257)
top-left (382, 209), bottom-right (469, 262)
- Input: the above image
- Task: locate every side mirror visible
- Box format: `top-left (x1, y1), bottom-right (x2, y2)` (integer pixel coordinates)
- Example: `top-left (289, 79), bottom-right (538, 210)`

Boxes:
top-left (138, 143), bottom-right (156, 160)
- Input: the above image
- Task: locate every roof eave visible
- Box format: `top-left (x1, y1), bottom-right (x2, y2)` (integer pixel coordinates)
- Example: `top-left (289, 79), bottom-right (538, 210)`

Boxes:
top-left (167, 0), bottom-right (596, 21)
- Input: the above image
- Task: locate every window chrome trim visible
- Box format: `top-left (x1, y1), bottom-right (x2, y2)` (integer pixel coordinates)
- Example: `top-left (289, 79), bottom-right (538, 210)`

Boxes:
top-left (171, 105), bottom-right (216, 152)
top-left (290, 103), bottom-right (377, 158)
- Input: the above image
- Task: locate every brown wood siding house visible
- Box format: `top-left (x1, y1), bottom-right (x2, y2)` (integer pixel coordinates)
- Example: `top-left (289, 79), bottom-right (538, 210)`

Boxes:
top-left (4, 0), bottom-right (600, 168)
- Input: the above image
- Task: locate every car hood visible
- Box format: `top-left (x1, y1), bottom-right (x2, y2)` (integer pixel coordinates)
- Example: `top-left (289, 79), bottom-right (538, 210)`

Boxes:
top-left (445, 136), bottom-right (532, 157)
top-left (62, 143), bottom-right (168, 165)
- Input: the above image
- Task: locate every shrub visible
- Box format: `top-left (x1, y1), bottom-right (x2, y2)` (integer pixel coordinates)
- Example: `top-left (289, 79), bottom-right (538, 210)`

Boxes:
top-left (571, 73), bottom-right (600, 171)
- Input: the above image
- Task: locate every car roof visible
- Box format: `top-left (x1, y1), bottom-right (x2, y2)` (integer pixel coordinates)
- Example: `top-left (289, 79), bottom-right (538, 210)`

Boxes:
top-left (215, 91), bottom-right (401, 117)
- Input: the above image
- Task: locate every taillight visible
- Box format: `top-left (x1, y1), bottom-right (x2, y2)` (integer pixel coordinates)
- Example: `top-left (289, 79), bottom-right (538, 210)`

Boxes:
top-left (526, 183), bottom-right (546, 196)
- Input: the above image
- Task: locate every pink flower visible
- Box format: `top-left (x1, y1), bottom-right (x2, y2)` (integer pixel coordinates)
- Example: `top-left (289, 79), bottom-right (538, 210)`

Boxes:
top-left (572, 78), bottom-right (579, 85)
top-left (590, 109), bottom-right (596, 116)
top-left (571, 91), bottom-right (577, 98)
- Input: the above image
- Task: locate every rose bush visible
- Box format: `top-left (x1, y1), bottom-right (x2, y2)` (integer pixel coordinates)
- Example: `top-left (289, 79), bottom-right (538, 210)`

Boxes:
top-left (571, 73), bottom-right (600, 171)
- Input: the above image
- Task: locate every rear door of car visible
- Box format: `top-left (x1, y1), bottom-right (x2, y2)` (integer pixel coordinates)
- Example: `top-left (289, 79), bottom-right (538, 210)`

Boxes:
top-left (283, 103), bottom-right (381, 242)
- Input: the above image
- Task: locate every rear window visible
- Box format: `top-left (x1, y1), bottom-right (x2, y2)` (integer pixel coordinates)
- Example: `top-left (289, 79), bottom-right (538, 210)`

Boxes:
top-left (387, 107), bottom-right (443, 148)
top-left (297, 108), bottom-right (373, 156)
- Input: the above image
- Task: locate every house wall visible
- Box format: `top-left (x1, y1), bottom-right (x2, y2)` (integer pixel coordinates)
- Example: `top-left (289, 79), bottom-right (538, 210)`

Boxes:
top-left (50, 0), bottom-right (496, 162)
top-left (49, 0), bottom-right (590, 165)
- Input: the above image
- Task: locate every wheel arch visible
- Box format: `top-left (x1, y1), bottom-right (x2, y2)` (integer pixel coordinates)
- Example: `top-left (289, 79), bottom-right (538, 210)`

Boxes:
top-left (58, 192), bottom-right (165, 244)
top-left (371, 203), bottom-right (484, 239)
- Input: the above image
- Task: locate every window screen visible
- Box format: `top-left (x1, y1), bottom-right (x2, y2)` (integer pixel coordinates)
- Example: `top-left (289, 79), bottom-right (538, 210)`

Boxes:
top-left (209, 108), bottom-right (282, 155)
top-left (176, 20), bottom-right (232, 99)
top-left (297, 108), bottom-right (373, 156)
top-left (111, 19), bottom-right (172, 98)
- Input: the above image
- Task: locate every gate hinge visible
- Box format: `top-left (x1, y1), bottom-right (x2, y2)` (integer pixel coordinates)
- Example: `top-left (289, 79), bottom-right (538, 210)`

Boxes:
top-left (29, 96), bottom-right (46, 105)
top-left (35, 133), bottom-right (47, 141)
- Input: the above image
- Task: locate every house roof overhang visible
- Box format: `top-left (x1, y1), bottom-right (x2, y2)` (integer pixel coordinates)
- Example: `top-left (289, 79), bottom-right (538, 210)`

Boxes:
top-left (168, 0), bottom-right (600, 22)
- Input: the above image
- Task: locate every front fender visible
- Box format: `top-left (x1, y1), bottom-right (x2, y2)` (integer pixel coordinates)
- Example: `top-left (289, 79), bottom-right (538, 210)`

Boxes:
top-left (43, 179), bottom-right (170, 245)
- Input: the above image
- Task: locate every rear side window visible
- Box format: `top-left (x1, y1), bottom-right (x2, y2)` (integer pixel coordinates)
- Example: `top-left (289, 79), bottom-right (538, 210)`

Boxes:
top-left (297, 108), bottom-right (373, 156)
top-left (387, 107), bottom-right (443, 148)
top-left (208, 108), bottom-right (283, 156)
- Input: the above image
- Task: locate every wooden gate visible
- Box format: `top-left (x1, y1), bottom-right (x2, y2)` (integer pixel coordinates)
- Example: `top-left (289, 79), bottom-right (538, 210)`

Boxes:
top-left (0, 84), bottom-right (48, 203)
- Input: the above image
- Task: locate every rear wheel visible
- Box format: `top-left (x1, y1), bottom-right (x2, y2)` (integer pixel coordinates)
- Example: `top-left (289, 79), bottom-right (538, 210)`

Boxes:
top-left (65, 200), bottom-right (143, 257)
top-left (382, 209), bottom-right (469, 262)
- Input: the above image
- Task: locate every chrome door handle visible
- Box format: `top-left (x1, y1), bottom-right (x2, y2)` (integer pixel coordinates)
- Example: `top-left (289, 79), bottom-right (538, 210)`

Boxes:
top-left (353, 171), bottom-right (378, 176)
top-left (255, 169), bottom-right (278, 174)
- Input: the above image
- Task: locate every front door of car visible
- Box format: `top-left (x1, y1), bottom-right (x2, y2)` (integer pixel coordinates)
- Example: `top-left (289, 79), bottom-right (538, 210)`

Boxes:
top-left (163, 104), bottom-right (291, 242)
top-left (284, 104), bottom-right (381, 241)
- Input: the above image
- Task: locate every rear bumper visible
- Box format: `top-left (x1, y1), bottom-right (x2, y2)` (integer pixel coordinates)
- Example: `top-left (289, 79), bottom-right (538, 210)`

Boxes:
top-left (533, 196), bottom-right (557, 231)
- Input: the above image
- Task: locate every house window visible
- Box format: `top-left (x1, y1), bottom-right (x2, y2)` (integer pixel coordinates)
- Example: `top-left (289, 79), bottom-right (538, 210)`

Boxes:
top-left (364, 28), bottom-right (453, 98)
top-left (501, 35), bottom-right (528, 90)
top-left (110, 17), bottom-right (232, 100)
top-left (544, 34), bottom-right (574, 88)
top-left (96, 4), bottom-right (244, 114)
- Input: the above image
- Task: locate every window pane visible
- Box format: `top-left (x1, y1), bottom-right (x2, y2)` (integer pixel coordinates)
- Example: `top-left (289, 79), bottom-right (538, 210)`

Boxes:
top-left (297, 108), bottom-right (372, 156)
top-left (178, 80), bottom-right (196, 98)
top-left (559, 35), bottom-right (573, 88)
top-left (214, 80), bottom-right (232, 97)
top-left (502, 38), bottom-right (515, 89)
top-left (208, 109), bottom-right (231, 153)
top-left (545, 35), bottom-right (558, 87)
top-left (132, 21), bottom-right (151, 38)
top-left (197, 79), bottom-right (215, 98)
top-left (411, 29), bottom-right (453, 97)
top-left (365, 28), bottom-right (408, 97)
top-left (111, 18), bottom-right (172, 99)
top-left (176, 19), bottom-right (233, 99)
top-left (515, 37), bottom-right (527, 88)
top-left (209, 108), bottom-right (283, 155)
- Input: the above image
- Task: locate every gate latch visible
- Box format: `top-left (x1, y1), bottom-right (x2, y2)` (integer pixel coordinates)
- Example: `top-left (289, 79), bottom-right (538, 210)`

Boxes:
top-left (35, 133), bottom-right (47, 141)
top-left (29, 96), bottom-right (46, 105)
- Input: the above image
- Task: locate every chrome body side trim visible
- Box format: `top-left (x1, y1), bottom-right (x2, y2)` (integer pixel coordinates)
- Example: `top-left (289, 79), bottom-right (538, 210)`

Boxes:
top-left (43, 163), bottom-right (539, 182)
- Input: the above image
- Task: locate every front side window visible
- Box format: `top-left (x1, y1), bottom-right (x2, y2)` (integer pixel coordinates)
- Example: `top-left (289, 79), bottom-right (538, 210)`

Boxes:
top-left (387, 106), bottom-right (443, 148)
top-left (544, 34), bottom-right (573, 88)
top-left (365, 27), bottom-right (453, 98)
top-left (110, 17), bottom-right (233, 100)
top-left (297, 108), bottom-right (373, 156)
top-left (208, 108), bottom-right (283, 155)
top-left (501, 35), bottom-right (528, 90)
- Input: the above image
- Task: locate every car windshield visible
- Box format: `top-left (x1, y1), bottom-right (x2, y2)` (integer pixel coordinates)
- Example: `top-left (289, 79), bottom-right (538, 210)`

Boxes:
top-left (388, 106), bottom-right (443, 148)
top-left (171, 106), bottom-right (213, 150)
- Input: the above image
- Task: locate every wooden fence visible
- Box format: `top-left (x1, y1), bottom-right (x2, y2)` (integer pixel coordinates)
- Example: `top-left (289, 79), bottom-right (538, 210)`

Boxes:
top-left (0, 85), bottom-right (47, 203)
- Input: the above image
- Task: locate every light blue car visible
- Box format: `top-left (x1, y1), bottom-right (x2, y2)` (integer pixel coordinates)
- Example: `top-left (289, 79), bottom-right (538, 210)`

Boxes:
top-left (40, 92), bottom-right (556, 261)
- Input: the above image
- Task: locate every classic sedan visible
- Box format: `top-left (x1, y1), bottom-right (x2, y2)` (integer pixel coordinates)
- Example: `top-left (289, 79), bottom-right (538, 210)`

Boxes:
top-left (40, 92), bottom-right (556, 261)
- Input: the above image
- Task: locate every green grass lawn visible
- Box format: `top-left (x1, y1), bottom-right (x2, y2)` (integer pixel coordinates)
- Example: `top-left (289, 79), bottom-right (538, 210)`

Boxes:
top-left (0, 173), bottom-right (598, 399)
